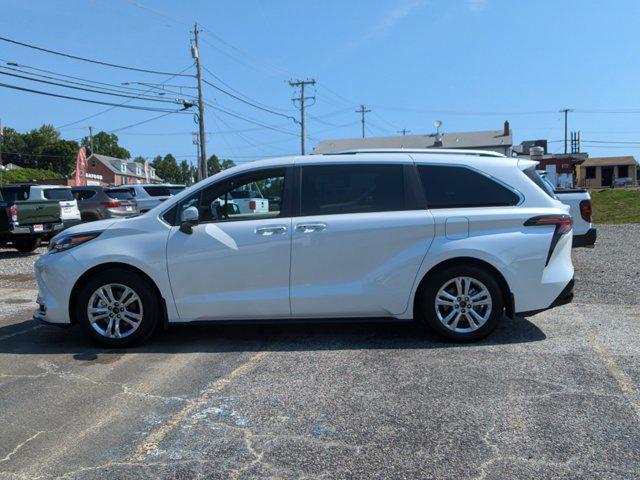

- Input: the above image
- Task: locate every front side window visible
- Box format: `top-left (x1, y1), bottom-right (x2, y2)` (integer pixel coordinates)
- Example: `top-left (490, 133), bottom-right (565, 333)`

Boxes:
top-left (300, 164), bottom-right (404, 216)
top-left (418, 165), bottom-right (520, 208)
top-left (172, 168), bottom-right (287, 225)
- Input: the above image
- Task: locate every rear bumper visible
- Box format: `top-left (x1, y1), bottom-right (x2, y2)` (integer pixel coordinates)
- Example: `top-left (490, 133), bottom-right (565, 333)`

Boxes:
top-left (572, 228), bottom-right (597, 248)
top-left (517, 278), bottom-right (574, 317)
top-left (8, 222), bottom-right (63, 235)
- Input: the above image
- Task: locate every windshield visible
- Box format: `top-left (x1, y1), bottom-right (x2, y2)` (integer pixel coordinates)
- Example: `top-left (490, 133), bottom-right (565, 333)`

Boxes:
top-left (43, 188), bottom-right (74, 201)
top-left (523, 167), bottom-right (558, 199)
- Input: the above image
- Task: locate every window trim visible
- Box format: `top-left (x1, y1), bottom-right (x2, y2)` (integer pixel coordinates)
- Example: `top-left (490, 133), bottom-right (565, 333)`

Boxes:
top-left (163, 167), bottom-right (293, 226)
top-left (415, 163), bottom-right (523, 209)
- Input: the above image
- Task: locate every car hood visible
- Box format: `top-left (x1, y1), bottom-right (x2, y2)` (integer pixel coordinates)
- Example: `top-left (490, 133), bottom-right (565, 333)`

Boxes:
top-left (51, 218), bottom-right (122, 242)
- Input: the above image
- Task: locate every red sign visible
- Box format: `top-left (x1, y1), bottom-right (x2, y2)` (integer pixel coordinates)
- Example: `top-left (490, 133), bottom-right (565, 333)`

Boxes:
top-left (75, 147), bottom-right (88, 186)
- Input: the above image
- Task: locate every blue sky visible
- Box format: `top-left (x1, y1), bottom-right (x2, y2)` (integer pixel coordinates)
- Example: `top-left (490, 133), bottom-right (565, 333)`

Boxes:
top-left (2, 0), bottom-right (640, 166)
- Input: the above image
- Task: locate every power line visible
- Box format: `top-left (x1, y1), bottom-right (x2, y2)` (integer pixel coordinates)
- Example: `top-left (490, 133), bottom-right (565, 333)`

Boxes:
top-left (202, 77), bottom-right (295, 121)
top-left (0, 69), bottom-right (182, 104)
top-left (203, 99), bottom-right (300, 137)
top-left (108, 110), bottom-right (183, 134)
top-left (0, 81), bottom-right (192, 112)
top-left (54, 64), bottom-right (195, 129)
top-left (0, 34), bottom-right (193, 77)
top-left (201, 65), bottom-right (294, 112)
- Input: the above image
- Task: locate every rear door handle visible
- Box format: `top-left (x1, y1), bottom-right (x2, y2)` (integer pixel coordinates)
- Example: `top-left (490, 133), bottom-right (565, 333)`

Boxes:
top-left (255, 225), bottom-right (288, 236)
top-left (295, 223), bottom-right (327, 233)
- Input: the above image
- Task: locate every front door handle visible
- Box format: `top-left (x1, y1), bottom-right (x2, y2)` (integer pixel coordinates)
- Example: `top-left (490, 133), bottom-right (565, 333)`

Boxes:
top-left (295, 223), bottom-right (327, 233)
top-left (255, 225), bottom-right (288, 236)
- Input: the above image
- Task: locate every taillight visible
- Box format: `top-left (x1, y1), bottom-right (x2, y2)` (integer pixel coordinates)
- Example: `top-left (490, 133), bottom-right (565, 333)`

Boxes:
top-left (249, 200), bottom-right (256, 210)
top-left (100, 201), bottom-right (121, 208)
top-left (6, 204), bottom-right (17, 222)
top-left (579, 200), bottom-right (592, 223)
top-left (525, 215), bottom-right (572, 234)
top-left (524, 214), bottom-right (572, 266)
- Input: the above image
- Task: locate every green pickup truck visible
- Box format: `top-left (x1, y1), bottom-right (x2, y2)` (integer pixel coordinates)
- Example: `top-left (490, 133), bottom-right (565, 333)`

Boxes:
top-left (0, 184), bottom-right (63, 253)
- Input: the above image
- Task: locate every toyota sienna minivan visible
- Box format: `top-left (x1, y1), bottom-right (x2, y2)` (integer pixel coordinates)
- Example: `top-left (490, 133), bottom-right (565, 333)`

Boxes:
top-left (35, 149), bottom-right (574, 346)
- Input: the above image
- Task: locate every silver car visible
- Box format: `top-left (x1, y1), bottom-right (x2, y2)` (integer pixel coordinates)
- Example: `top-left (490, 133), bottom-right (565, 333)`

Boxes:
top-left (71, 186), bottom-right (139, 222)
top-left (122, 184), bottom-right (186, 213)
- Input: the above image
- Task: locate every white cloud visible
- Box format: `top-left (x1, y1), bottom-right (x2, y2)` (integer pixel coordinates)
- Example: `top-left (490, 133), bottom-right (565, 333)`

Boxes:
top-left (468, 0), bottom-right (487, 12)
top-left (345, 0), bottom-right (427, 52)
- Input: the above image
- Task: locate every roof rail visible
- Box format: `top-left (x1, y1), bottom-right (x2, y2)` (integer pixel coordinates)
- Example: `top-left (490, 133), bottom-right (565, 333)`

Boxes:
top-left (322, 148), bottom-right (506, 158)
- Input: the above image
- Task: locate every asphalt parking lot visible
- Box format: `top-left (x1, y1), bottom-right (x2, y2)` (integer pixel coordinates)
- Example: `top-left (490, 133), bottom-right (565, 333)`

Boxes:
top-left (0, 224), bottom-right (638, 479)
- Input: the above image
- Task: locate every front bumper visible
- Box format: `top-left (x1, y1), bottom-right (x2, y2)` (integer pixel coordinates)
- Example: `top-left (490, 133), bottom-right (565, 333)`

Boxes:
top-left (9, 222), bottom-right (64, 235)
top-left (517, 278), bottom-right (574, 317)
top-left (33, 251), bottom-right (84, 325)
top-left (572, 228), bottom-right (597, 248)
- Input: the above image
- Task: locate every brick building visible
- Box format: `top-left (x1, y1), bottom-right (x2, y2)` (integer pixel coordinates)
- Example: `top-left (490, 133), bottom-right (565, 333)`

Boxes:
top-left (70, 154), bottom-right (162, 186)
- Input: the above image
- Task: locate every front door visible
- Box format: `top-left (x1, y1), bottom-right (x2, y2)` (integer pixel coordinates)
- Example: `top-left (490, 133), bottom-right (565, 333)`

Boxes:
top-left (289, 162), bottom-right (434, 318)
top-left (166, 167), bottom-right (293, 321)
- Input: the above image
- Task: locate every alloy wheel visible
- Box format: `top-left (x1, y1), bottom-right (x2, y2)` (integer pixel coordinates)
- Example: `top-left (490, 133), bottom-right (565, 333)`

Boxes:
top-left (87, 283), bottom-right (144, 339)
top-left (434, 276), bottom-right (492, 333)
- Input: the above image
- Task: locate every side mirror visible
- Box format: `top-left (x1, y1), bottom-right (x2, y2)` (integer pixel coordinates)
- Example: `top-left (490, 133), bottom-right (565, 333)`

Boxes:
top-left (179, 206), bottom-right (199, 234)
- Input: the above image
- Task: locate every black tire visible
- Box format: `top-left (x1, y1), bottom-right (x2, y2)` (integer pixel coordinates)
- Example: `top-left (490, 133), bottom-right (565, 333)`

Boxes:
top-left (75, 269), bottom-right (159, 347)
top-left (14, 237), bottom-right (41, 253)
top-left (419, 264), bottom-right (504, 342)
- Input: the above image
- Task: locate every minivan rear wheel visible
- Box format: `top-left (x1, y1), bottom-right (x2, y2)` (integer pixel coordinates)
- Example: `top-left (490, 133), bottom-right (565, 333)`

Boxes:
top-left (419, 264), bottom-right (503, 342)
top-left (76, 269), bottom-right (158, 347)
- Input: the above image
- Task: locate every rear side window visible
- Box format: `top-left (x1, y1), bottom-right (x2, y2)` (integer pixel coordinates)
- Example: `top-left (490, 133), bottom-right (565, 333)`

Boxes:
top-left (300, 164), bottom-right (404, 216)
top-left (417, 165), bottom-right (519, 208)
top-left (523, 167), bottom-right (557, 199)
top-left (43, 188), bottom-right (73, 201)
top-left (143, 186), bottom-right (171, 197)
top-left (107, 189), bottom-right (135, 200)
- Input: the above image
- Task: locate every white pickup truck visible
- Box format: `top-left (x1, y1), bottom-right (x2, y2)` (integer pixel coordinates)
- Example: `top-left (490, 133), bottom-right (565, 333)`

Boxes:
top-left (224, 190), bottom-right (269, 214)
top-left (527, 168), bottom-right (596, 248)
top-left (554, 188), bottom-right (597, 248)
top-left (536, 170), bottom-right (597, 248)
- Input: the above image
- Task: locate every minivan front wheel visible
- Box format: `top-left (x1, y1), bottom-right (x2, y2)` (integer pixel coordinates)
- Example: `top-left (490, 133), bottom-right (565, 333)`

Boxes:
top-left (76, 269), bottom-right (158, 347)
top-left (420, 265), bottom-right (503, 342)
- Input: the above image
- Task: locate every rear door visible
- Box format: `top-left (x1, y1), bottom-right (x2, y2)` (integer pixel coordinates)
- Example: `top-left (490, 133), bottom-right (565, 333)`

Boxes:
top-left (106, 188), bottom-right (137, 214)
top-left (43, 188), bottom-right (78, 220)
top-left (289, 158), bottom-right (435, 318)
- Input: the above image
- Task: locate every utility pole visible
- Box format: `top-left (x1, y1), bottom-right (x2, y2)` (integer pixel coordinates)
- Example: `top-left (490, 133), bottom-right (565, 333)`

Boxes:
top-left (289, 79), bottom-right (316, 155)
top-left (88, 126), bottom-right (94, 154)
top-left (193, 23), bottom-right (207, 180)
top-left (397, 128), bottom-right (411, 136)
top-left (356, 104), bottom-right (371, 138)
top-left (560, 108), bottom-right (573, 154)
top-left (0, 119), bottom-right (3, 185)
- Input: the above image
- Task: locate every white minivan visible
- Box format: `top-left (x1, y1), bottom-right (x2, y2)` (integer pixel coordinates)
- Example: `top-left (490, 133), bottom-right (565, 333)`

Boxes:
top-left (34, 149), bottom-right (575, 346)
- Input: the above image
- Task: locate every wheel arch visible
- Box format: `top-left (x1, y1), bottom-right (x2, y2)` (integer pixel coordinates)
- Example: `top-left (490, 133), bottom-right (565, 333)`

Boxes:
top-left (68, 262), bottom-right (168, 327)
top-left (412, 257), bottom-right (514, 320)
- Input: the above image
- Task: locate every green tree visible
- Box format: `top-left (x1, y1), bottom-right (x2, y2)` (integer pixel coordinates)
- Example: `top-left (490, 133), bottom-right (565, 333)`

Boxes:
top-left (133, 155), bottom-right (146, 164)
top-left (82, 131), bottom-right (131, 159)
top-left (152, 153), bottom-right (181, 183)
top-left (221, 159), bottom-right (236, 170)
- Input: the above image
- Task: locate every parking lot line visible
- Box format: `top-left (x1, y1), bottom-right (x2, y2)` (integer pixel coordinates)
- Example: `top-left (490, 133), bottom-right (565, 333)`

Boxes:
top-left (573, 304), bottom-right (640, 421)
top-left (134, 350), bottom-right (269, 460)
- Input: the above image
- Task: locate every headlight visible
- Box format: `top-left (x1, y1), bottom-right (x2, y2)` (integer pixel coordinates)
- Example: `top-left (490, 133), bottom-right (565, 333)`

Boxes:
top-left (49, 232), bottom-right (102, 253)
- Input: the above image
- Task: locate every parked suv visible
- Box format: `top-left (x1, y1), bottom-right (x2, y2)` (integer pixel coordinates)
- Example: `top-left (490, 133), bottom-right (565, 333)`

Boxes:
top-left (71, 186), bottom-right (139, 222)
top-left (121, 184), bottom-right (185, 213)
top-left (35, 150), bottom-right (574, 346)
